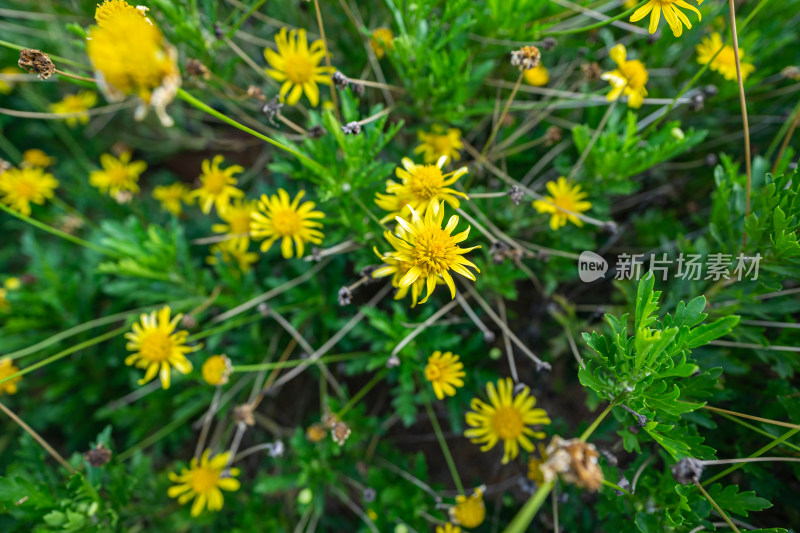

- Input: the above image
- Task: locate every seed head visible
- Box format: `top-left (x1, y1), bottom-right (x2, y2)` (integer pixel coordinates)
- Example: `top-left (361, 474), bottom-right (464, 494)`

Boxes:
top-left (18, 49), bottom-right (55, 80)
top-left (510, 46), bottom-right (541, 71)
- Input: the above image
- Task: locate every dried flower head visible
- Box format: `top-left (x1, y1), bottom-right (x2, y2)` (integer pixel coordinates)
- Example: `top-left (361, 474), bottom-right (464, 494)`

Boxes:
top-left (331, 422), bottom-right (351, 446)
top-left (671, 457), bottom-right (705, 485)
top-left (85, 443), bottom-right (112, 467)
top-left (540, 436), bottom-right (604, 491)
top-left (544, 125), bottom-right (563, 146)
top-left (234, 403), bottom-right (256, 426)
top-left (581, 61), bottom-right (602, 82)
top-left (510, 46), bottom-right (541, 71)
top-left (337, 286), bottom-right (352, 306)
top-left (185, 58), bottom-right (211, 80)
top-left (18, 49), bottom-right (55, 80)
top-left (332, 70), bottom-right (349, 89)
top-left (341, 121), bottom-right (362, 135)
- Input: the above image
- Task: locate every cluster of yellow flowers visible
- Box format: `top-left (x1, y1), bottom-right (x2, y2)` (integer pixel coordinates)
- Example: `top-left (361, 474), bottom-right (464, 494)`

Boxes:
top-left (0, 150), bottom-right (59, 216)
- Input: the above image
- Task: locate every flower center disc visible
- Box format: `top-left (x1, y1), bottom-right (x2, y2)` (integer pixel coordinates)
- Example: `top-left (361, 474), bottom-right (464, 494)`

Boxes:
top-left (409, 166), bottom-right (444, 200)
top-left (283, 54), bottom-right (314, 84)
top-left (272, 208), bottom-right (303, 236)
top-left (491, 406), bottom-right (524, 440)
top-left (140, 331), bottom-right (172, 362)
top-left (191, 467), bottom-right (219, 492)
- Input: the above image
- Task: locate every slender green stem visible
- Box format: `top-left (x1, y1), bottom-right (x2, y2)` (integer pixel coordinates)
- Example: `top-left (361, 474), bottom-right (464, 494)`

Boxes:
top-left (579, 398), bottom-right (618, 442)
top-left (0, 202), bottom-right (119, 257)
top-left (540, 0), bottom-right (647, 37)
top-left (504, 480), bottom-right (556, 533)
top-left (694, 482), bottom-right (742, 533)
top-left (702, 428), bottom-right (800, 485)
top-left (337, 368), bottom-right (389, 419)
top-left (421, 390), bottom-right (465, 495)
top-left (601, 478), bottom-right (631, 495)
top-left (117, 403), bottom-right (206, 461)
top-left (715, 412), bottom-right (800, 453)
top-left (234, 352), bottom-right (371, 372)
top-left (0, 39), bottom-right (90, 70)
top-left (0, 326), bottom-right (127, 387)
top-left (176, 88), bottom-right (325, 174)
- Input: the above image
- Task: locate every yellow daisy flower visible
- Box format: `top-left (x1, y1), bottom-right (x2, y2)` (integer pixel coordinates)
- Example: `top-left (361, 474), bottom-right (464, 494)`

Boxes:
top-left (373, 201), bottom-right (480, 305)
top-left (436, 523), bottom-right (462, 533)
top-left (696, 32), bottom-right (755, 82)
top-left (450, 488), bottom-right (485, 529)
top-left (601, 44), bottom-right (649, 108)
top-left (264, 28), bottom-right (335, 107)
top-left (523, 64), bottom-right (550, 87)
top-left (0, 166), bottom-right (59, 216)
top-left (94, 0), bottom-right (148, 27)
top-left (89, 152), bottom-right (146, 197)
top-left (414, 126), bottom-right (464, 165)
top-left (124, 306), bottom-right (199, 390)
top-left (630, 0), bottom-right (702, 37)
top-left (250, 189), bottom-right (325, 259)
top-left (425, 351), bottom-right (466, 400)
top-left (212, 199), bottom-right (256, 246)
top-left (0, 288), bottom-right (10, 314)
top-left (190, 155), bottom-right (244, 214)
top-left (0, 358), bottom-right (21, 395)
top-left (465, 378), bottom-right (551, 464)
top-left (370, 27), bottom-right (394, 59)
top-left (168, 450), bottom-right (241, 517)
top-left (206, 239), bottom-right (260, 272)
top-left (202, 355), bottom-right (232, 386)
top-left (375, 157), bottom-right (469, 220)
top-left (153, 182), bottom-right (191, 216)
top-left (533, 177), bottom-right (592, 230)
top-left (371, 239), bottom-right (429, 307)
top-left (527, 442), bottom-right (549, 484)
top-left (48, 91), bottom-right (98, 127)
top-left (87, 7), bottom-right (180, 126)
top-left (0, 66), bottom-right (21, 95)
top-left (21, 149), bottom-right (55, 168)
top-left (4, 277), bottom-right (21, 290)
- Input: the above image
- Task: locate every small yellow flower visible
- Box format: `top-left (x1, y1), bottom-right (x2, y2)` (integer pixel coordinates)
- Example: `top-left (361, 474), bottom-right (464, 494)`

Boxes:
top-left (202, 355), bottom-right (232, 386)
top-left (250, 189), bottom-right (325, 259)
top-left (48, 92), bottom-right (98, 127)
top-left (367, 509), bottom-right (378, 521)
top-left (375, 157), bottom-right (468, 221)
top-left (87, 7), bottom-right (180, 126)
top-left (212, 199), bottom-right (256, 246)
top-left (370, 239), bottom-right (429, 307)
top-left (4, 277), bottom-right (21, 290)
top-left (0, 66), bottom-right (20, 95)
top-left (436, 523), bottom-right (462, 533)
top-left (533, 177), bottom-right (592, 230)
top-left (168, 450), bottom-right (241, 517)
top-left (601, 44), bottom-right (649, 108)
top-left (0, 289), bottom-right (9, 314)
top-left (370, 27), bottom-right (394, 59)
top-left (0, 166), bottom-right (59, 216)
top-left (630, 0), bottom-right (702, 37)
top-left (465, 378), bottom-right (551, 464)
top-left (21, 149), bottom-right (55, 168)
top-left (373, 201), bottom-right (480, 305)
top-left (696, 32), bottom-right (755, 82)
top-left (89, 152), bottom-right (146, 197)
top-left (527, 442), bottom-right (549, 484)
top-left (450, 488), bottom-right (485, 529)
top-left (191, 156), bottom-right (244, 214)
top-left (523, 64), bottom-right (550, 87)
top-left (414, 126), bottom-right (463, 165)
top-left (0, 358), bottom-right (21, 395)
top-left (94, 0), bottom-right (147, 27)
top-left (623, 0), bottom-right (638, 7)
top-left (264, 28), bottom-right (335, 107)
top-left (425, 351), bottom-right (466, 400)
top-left (206, 239), bottom-right (260, 272)
top-left (124, 306), bottom-right (199, 390)
top-left (306, 423), bottom-right (328, 442)
top-left (153, 182), bottom-right (191, 216)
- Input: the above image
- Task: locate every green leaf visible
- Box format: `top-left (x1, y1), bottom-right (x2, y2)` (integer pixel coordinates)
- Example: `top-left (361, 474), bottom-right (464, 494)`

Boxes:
top-left (686, 315), bottom-right (740, 349)
top-left (705, 483), bottom-right (772, 517)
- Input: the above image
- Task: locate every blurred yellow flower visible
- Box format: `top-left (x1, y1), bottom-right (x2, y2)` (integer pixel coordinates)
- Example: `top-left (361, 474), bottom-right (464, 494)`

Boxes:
top-left (153, 182), bottom-right (191, 216)
top-left (533, 177), bottom-right (592, 230)
top-left (90, 152), bottom-right (145, 197)
top-left (415, 126), bottom-right (463, 164)
top-left (250, 189), bottom-right (324, 259)
top-left (94, 0), bottom-right (147, 26)
top-left (201, 355), bottom-right (232, 386)
top-left (168, 450), bottom-right (240, 517)
top-left (373, 201), bottom-right (480, 305)
top-left (527, 442), bottom-right (549, 484)
top-left (4, 277), bottom-right (21, 290)
top-left (436, 524), bottom-right (461, 533)
top-left (630, 0), bottom-right (702, 37)
top-left (206, 239), bottom-right (259, 272)
top-left (697, 32), bottom-right (755, 82)
top-left (0, 166), bottom-right (58, 216)
top-left (370, 27), bottom-right (394, 59)
top-left (124, 306), bottom-right (199, 390)
top-left (425, 351), bottom-right (465, 400)
top-left (523, 64), bottom-right (550, 86)
top-left (264, 28), bottom-right (334, 107)
top-left (450, 488), bottom-right (485, 529)
top-left (191, 155), bottom-right (244, 214)
top-left (21, 149), bottom-right (55, 168)
top-left (0, 358), bottom-right (21, 395)
top-left (465, 378), bottom-right (550, 464)
top-left (87, 7), bottom-right (180, 126)
top-left (212, 199), bottom-right (256, 246)
top-left (375, 157), bottom-right (468, 221)
top-left (601, 44), bottom-right (648, 108)
top-left (0, 289), bottom-right (9, 314)
top-left (49, 92), bottom-right (97, 127)
top-left (0, 66), bottom-right (20, 95)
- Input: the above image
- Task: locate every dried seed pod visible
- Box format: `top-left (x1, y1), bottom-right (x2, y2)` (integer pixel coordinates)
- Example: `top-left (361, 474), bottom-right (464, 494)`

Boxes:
top-left (18, 49), bottom-right (55, 80)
